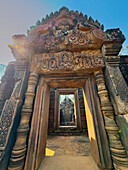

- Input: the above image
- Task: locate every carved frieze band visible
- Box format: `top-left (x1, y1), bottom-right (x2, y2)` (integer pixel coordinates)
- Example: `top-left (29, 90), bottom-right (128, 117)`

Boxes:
top-left (8, 72), bottom-right (38, 170)
top-left (35, 51), bottom-right (104, 72)
top-left (94, 70), bottom-right (128, 169)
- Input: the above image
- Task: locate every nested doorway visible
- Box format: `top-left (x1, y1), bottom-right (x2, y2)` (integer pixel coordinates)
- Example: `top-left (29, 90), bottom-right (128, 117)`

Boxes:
top-left (59, 94), bottom-right (76, 127)
top-left (53, 88), bottom-right (82, 132)
top-left (25, 75), bottom-right (112, 170)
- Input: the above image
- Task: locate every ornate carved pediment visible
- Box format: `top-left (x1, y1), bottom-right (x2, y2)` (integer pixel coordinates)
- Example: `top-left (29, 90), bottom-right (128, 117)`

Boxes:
top-left (9, 7), bottom-right (125, 62)
top-left (25, 7), bottom-right (125, 53)
top-left (26, 28), bottom-right (107, 53)
top-left (27, 6), bottom-right (104, 34)
top-left (32, 50), bottom-right (104, 74)
top-left (25, 7), bottom-right (107, 52)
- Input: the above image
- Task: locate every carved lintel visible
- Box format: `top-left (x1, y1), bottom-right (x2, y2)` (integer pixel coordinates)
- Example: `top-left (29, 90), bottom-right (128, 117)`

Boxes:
top-left (34, 50), bottom-right (104, 73)
top-left (94, 70), bottom-right (128, 169)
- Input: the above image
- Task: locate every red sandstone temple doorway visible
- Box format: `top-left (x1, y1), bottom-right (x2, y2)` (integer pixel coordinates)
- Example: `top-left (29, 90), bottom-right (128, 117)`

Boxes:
top-left (4, 7), bottom-right (128, 170)
top-left (24, 75), bottom-right (111, 170)
top-left (42, 86), bottom-right (93, 169)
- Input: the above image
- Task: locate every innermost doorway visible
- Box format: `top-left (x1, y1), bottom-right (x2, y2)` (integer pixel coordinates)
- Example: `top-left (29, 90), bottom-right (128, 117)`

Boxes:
top-left (59, 94), bottom-right (76, 127)
top-left (53, 88), bottom-right (82, 132)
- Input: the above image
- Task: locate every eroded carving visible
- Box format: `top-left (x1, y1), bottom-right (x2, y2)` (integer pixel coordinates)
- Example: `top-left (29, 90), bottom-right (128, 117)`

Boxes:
top-left (68, 30), bottom-right (90, 47)
top-left (105, 66), bottom-right (128, 115)
top-left (0, 99), bottom-right (17, 147)
top-left (94, 70), bottom-right (128, 169)
top-left (8, 72), bottom-right (38, 170)
top-left (35, 51), bottom-right (104, 73)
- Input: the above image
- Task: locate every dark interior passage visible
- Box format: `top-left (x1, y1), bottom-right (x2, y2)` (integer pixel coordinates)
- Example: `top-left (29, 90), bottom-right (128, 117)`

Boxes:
top-left (48, 88), bottom-right (87, 134)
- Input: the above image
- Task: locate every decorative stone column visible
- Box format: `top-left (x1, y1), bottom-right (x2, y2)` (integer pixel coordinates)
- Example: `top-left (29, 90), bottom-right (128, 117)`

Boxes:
top-left (24, 76), bottom-right (50, 170)
top-left (94, 70), bottom-right (128, 169)
top-left (102, 43), bottom-right (128, 155)
top-left (102, 43), bottom-right (128, 115)
top-left (8, 72), bottom-right (38, 170)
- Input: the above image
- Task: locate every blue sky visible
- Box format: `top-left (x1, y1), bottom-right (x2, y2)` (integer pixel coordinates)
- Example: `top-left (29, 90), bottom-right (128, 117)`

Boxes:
top-left (0, 0), bottom-right (128, 64)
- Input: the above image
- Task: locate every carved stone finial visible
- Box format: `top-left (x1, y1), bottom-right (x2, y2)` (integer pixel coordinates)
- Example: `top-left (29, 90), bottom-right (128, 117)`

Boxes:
top-left (95, 20), bottom-right (100, 27)
top-left (59, 6), bottom-right (69, 12)
top-left (89, 16), bottom-right (94, 23)
top-left (101, 24), bottom-right (104, 30)
top-left (84, 15), bottom-right (88, 20)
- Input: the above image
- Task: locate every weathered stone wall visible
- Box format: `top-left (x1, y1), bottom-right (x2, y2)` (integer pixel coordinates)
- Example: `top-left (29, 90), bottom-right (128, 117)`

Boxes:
top-left (116, 114), bottom-right (128, 154)
top-left (116, 55), bottom-right (128, 154)
top-left (48, 88), bottom-right (56, 133)
top-left (48, 88), bottom-right (87, 133)
top-left (104, 58), bottom-right (128, 155)
top-left (0, 61), bottom-right (29, 170)
top-left (0, 62), bottom-right (15, 116)
top-left (120, 55), bottom-right (128, 86)
top-left (78, 88), bottom-right (87, 132)
top-left (102, 42), bottom-right (128, 168)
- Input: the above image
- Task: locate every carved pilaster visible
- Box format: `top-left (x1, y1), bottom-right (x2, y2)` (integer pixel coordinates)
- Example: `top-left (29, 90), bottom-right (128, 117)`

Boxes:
top-left (0, 60), bottom-right (29, 170)
top-left (8, 72), bottom-right (38, 170)
top-left (94, 70), bottom-right (128, 169)
top-left (102, 43), bottom-right (128, 114)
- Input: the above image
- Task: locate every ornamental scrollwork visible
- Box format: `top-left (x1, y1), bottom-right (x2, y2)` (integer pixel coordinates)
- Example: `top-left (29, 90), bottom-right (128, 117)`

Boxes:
top-left (36, 51), bottom-right (104, 72)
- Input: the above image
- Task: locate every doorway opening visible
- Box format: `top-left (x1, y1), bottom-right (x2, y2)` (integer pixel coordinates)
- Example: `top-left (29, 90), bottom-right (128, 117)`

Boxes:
top-left (59, 94), bottom-right (76, 127)
top-left (48, 88), bottom-right (87, 135)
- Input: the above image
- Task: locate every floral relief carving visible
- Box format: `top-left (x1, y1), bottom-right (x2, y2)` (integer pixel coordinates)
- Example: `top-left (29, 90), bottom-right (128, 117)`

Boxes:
top-left (68, 30), bottom-right (89, 46)
top-left (0, 99), bottom-right (17, 147)
top-left (36, 51), bottom-right (104, 72)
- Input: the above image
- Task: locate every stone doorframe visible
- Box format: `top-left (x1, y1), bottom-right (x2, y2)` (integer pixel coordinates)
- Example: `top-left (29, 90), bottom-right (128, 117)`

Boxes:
top-left (7, 67), bottom-right (128, 170)
top-left (7, 7), bottom-right (128, 169)
top-left (8, 69), bottom-right (128, 170)
top-left (23, 73), bottom-right (112, 170)
top-left (54, 88), bottom-right (81, 131)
